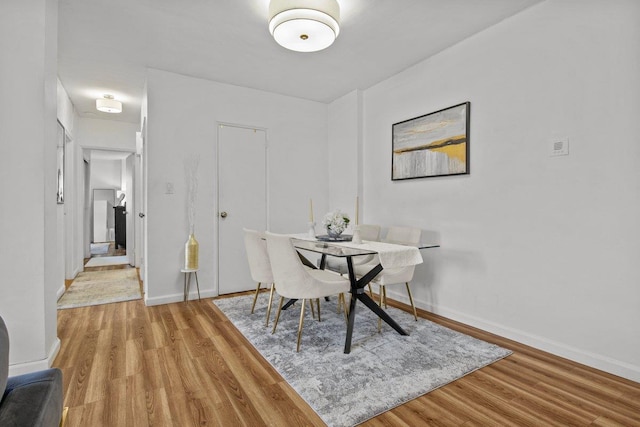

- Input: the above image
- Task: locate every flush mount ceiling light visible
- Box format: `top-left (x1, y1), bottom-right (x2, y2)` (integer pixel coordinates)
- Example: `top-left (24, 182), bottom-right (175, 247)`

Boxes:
top-left (268, 0), bottom-right (340, 53)
top-left (96, 94), bottom-right (122, 113)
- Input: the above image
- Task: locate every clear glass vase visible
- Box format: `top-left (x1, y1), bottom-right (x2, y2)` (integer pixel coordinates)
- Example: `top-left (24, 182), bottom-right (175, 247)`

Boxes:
top-left (327, 228), bottom-right (343, 239)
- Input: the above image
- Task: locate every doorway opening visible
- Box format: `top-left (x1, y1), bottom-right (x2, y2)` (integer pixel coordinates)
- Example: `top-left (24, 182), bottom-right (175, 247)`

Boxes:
top-left (84, 149), bottom-right (135, 270)
top-left (58, 147), bottom-right (141, 310)
top-left (86, 187), bottom-right (128, 268)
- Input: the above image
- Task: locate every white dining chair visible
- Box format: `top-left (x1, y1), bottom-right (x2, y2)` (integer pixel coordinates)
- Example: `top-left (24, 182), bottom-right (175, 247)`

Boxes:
top-left (243, 228), bottom-right (276, 326)
top-left (354, 226), bottom-right (422, 325)
top-left (265, 232), bottom-right (351, 352)
top-left (323, 224), bottom-right (381, 274)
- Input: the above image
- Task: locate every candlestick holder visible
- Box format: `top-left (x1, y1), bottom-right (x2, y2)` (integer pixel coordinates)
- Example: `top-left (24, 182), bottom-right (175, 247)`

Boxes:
top-left (352, 225), bottom-right (362, 244)
top-left (308, 221), bottom-right (316, 238)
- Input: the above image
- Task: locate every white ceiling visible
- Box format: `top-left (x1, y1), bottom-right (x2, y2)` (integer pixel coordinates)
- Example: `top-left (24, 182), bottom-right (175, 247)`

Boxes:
top-left (58, 0), bottom-right (542, 124)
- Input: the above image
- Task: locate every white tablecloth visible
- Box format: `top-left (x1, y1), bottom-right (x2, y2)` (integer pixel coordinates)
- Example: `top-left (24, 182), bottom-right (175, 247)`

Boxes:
top-left (337, 240), bottom-right (422, 269)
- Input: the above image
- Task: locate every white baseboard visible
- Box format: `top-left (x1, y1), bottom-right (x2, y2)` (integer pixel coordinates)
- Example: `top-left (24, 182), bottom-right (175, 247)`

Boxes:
top-left (64, 265), bottom-right (82, 282)
top-left (382, 287), bottom-right (640, 383)
top-left (56, 284), bottom-right (66, 301)
top-left (8, 337), bottom-right (61, 377)
top-left (48, 337), bottom-right (61, 366)
top-left (144, 290), bottom-right (217, 307)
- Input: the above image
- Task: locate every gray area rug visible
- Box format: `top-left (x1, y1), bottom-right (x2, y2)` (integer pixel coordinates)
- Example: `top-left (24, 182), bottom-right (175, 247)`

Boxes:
top-left (213, 293), bottom-right (512, 427)
top-left (58, 268), bottom-right (141, 309)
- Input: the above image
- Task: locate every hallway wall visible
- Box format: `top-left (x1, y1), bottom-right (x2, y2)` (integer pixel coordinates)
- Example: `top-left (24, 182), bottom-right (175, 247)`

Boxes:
top-left (0, 0), bottom-right (60, 374)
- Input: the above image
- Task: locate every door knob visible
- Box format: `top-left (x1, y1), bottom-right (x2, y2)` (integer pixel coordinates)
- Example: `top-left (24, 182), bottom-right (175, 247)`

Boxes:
top-left (139, 213), bottom-right (145, 218)
top-left (220, 211), bottom-right (228, 218)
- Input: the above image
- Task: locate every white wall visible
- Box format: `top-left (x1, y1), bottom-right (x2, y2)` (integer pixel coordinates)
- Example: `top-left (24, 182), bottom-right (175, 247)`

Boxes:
top-left (57, 78), bottom-right (84, 280)
top-left (57, 78), bottom-right (75, 134)
top-left (77, 117), bottom-right (138, 151)
top-left (358, 0), bottom-right (640, 381)
top-left (327, 90), bottom-right (362, 231)
top-left (0, 0), bottom-right (60, 374)
top-left (144, 68), bottom-right (328, 305)
top-left (91, 158), bottom-right (122, 189)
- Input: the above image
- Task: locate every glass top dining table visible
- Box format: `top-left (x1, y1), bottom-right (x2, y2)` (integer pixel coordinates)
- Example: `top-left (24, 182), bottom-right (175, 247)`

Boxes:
top-left (289, 235), bottom-right (439, 353)
top-left (291, 237), bottom-right (439, 257)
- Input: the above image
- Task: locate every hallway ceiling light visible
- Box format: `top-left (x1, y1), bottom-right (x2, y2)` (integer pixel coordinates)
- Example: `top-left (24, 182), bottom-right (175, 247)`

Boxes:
top-left (268, 0), bottom-right (340, 53)
top-left (96, 94), bottom-right (122, 113)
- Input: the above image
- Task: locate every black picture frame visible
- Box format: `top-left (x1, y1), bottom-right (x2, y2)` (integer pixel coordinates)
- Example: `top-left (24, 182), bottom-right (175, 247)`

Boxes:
top-left (392, 102), bottom-right (470, 180)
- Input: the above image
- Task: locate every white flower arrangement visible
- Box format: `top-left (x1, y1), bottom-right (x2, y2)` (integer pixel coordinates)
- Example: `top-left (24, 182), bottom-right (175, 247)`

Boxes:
top-left (322, 209), bottom-right (350, 235)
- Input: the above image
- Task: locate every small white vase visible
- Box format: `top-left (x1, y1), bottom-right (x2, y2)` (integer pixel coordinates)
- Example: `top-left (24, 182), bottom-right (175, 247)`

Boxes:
top-left (352, 225), bottom-right (362, 244)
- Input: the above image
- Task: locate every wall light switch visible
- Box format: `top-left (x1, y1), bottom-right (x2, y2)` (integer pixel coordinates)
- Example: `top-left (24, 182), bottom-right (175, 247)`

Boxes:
top-left (549, 136), bottom-right (569, 157)
top-left (165, 182), bottom-right (175, 194)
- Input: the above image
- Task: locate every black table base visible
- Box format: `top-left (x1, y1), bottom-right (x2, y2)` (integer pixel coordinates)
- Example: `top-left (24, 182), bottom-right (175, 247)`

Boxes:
top-left (343, 257), bottom-right (408, 353)
top-left (289, 251), bottom-right (409, 353)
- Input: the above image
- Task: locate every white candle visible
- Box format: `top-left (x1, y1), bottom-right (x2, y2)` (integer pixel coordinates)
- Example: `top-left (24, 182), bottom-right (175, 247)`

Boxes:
top-left (309, 198), bottom-right (314, 222)
top-left (355, 195), bottom-right (359, 226)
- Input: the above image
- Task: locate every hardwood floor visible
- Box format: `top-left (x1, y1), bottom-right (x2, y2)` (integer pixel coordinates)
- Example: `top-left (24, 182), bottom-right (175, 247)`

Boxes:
top-left (53, 293), bottom-right (640, 426)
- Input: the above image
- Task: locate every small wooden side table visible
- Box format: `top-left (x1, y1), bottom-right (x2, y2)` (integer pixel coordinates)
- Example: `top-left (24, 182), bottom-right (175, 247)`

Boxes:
top-left (181, 268), bottom-right (201, 302)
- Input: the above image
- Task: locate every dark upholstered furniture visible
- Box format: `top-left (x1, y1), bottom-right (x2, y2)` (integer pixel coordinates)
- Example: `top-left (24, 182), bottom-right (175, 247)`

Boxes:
top-left (0, 315), bottom-right (63, 426)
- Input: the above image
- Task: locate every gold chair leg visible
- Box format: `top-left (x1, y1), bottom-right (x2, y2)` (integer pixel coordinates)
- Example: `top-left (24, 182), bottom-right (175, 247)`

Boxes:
top-left (265, 283), bottom-right (275, 327)
top-left (309, 298), bottom-right (316, 319)
top-left (60, 406), bottom-right (69, 427)
top-left (405, 282), bottom-right (418, 321)
top-left (341, 293), bottom-right (349, 324)
top-left (316, 298), bottom-right (321, 322)
top-left (272, 297), bottom-right (284, 334)
top-left (346, 293), bottom-right (351, 316)
top-left (368, 283), bottom-right (378, 328)
top-left (297, 299), bottom-right (306, 352)
top-left (383, 286), bottom-right (389, 308)
top-left (378, 285), bottom-right (386, 332)
top-left (337, 293), bottom-right (349, 324)
top-left (251, 282), bottom-right (262, 314)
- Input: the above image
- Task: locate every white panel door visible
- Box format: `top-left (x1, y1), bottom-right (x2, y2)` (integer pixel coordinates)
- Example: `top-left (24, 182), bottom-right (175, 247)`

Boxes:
top-left (218, 125), bottom-right (267, 295)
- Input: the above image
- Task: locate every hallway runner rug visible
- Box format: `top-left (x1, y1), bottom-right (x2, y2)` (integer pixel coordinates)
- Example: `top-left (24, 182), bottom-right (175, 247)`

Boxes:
top-left (213, 293), bottom-right (512, 427)
top-left (57, 268), bottom-right (141, 309)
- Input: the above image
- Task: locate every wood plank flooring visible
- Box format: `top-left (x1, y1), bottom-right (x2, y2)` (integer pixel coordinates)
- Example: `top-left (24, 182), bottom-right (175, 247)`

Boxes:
top-left (53, 291), bottom-right (640, 426)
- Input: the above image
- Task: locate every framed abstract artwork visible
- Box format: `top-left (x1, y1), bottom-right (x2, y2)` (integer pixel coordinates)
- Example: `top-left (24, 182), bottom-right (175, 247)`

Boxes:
top-left (392, 102), bottom-right (470, 180)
